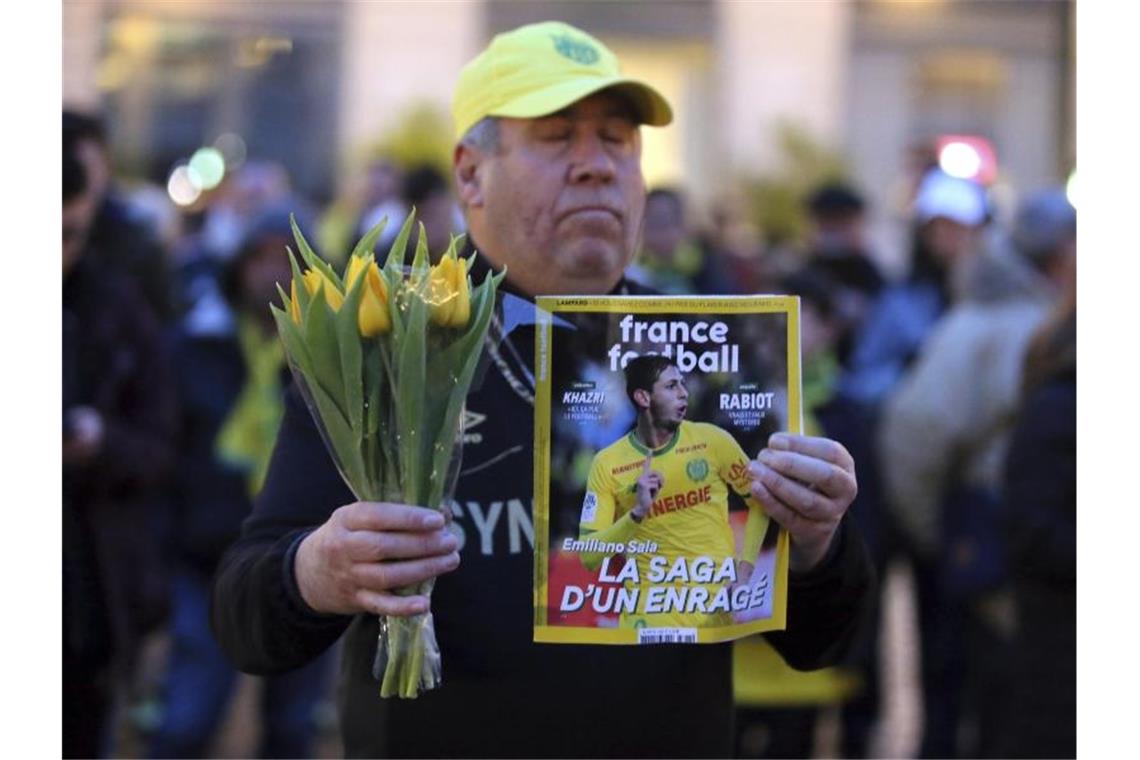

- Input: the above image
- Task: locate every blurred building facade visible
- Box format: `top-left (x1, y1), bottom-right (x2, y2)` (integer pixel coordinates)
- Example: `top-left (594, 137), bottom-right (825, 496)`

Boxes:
top-left (64, 0), bottom-right (1073, 271)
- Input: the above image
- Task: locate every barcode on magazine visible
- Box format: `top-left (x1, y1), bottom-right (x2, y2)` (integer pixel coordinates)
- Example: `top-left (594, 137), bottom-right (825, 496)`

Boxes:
top-left (637, 628), bottom-right (698, 645)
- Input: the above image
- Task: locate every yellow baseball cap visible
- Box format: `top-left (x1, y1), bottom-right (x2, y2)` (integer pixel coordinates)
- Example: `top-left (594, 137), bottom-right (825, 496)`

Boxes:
top-left (452, 21), bottom-right (673, 140)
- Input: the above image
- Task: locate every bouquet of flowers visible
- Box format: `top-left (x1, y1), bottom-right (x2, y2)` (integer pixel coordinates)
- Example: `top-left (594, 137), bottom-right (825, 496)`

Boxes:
top-left (271, 212), bottom-right (504, 697)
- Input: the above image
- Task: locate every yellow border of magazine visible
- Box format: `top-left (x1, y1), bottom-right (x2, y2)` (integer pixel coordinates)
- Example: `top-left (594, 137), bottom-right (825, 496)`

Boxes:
top-left (532, 295), bottom-right (801, 644)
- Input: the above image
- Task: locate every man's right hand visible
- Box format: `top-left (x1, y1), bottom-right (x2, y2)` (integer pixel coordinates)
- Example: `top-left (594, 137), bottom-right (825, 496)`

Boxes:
top-left (633, 452), bottom-right (663, 521)
top-left (294, 501), bottom-right (460, 617)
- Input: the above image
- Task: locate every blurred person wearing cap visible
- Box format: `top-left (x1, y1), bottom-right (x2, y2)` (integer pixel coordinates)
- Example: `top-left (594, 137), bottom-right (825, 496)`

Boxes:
top-left (803, 182), bottom-right (887, 371)
top-left (64, 130), bottom-right (177, 758)
top-left (839, 169), bottom-right (989, 405)
top-left (211, 21), bottom-right (873, 757)
top-left (820, 168), bottom-right (987, 758)
top-left (805, 183), bottom-right (872, 259)
top-left (996, 234), bottom-right (1076, 759)
top-left (879, 188), bottom-right (1075, 758)
top-left (173, 161), bottom-right (295, 337)
top-left (64, 110), bottom-right (177, 323)
top-left (150, 202), bottom-right (336, 758)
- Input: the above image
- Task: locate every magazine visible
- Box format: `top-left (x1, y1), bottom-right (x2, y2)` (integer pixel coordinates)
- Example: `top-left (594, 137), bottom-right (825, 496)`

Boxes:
top-left (532, 295), bottom-right (802, 645)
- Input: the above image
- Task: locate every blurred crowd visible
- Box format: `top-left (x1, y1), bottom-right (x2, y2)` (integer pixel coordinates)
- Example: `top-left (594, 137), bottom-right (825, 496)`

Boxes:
top-left (62, 107), bottom-right (1075, 759)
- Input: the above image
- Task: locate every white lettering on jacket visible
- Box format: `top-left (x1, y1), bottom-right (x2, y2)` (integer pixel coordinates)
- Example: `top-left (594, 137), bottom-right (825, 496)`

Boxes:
top-left (448, 499), bottom-right (536, 556)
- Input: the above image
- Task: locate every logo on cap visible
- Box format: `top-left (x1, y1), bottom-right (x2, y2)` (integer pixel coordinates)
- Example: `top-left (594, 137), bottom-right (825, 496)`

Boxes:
top-left (551, 33), bottom-right (599, 65)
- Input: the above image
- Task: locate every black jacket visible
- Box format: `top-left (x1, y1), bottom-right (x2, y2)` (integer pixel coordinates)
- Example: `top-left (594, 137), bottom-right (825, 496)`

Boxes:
top-left (211, 269), bottom-right (875, 758)
top-left (166, 326), bottom-right (294, 575)
top-left (997, 364), bottom-right (1076, 758)
top-left (64, 258), bottom-right (176, 668)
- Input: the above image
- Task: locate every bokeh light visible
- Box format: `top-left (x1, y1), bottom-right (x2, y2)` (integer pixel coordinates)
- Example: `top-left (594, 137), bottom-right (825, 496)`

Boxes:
top-left (1066, 169), bottom-right (1077, 208)
top-left (939, 141), bottom-right (983, 180)
top-left (189, 147), bottom-right (226, 190)
top-left (167, 165), bottom-right (202, 207)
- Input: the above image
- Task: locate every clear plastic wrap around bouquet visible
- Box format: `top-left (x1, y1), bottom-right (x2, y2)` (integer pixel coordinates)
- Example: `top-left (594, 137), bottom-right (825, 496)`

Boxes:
top-left (271, 212), bottom-right (504, 698)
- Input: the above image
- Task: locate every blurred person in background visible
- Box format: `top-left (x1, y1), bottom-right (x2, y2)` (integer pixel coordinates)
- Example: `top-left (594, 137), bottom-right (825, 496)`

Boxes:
top-left (317, 158), bottom-right (401, 263)
top-left (196, 161), bottom-right (293, 264)
top-left (64, 110), bottom-right (177, 323)
top-left (64, 130), bottom-right (177, 759)
top-left (997, 266), bottom-right (1076, 759)
top-left (151, 202), bottom-right (334, 758)
top-left (839, 169), bottom-right (989, 405)
top-left (879, 189), bottom-right (1076, 757)
top-left (805, 182), bottom-right (871, 260)
top-left (355, 162), bottom-right (466, 262)
top-left (399, 163), bottom-right (464, 259)
top-left (126, 183), bottom-right (185, 261)
top-left (354, 157), bottom-right (405, 247)
top-left (703, 191), bottom-right (772, 294)
top-left (174, 161), bottom-right (293, 334)
top-left (627, 186), bottom-right (732, 294)
top-left (733, 265), bottom-right (881, 758)
top-left (803, 183), bottom-right (886, 370)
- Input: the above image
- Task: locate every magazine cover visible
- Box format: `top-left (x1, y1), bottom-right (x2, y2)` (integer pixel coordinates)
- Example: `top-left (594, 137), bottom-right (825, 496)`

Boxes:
top-left (533, 295), bottom-right (801, 645)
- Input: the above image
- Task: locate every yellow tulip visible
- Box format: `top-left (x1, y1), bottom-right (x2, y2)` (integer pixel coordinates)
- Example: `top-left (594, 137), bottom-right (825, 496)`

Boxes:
top-left (289, 279), bottom-right (302, 324)
top-left (358, 261), bottom-right (391, 336)
top-left (345, 253), bottom-right (370, 291)
top-left (429, 256), bottom-right (470, 328)
top-left (302, 268), bottom-right (344, 311)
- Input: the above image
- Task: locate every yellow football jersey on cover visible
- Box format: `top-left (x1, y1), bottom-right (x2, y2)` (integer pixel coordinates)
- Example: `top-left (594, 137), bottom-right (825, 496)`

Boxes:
top-left (580, 420), bottom-right (766, 629)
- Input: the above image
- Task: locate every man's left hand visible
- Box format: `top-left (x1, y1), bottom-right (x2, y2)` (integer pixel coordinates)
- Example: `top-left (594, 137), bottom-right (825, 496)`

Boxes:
top-left (748, 433), bottom-right (857, 574)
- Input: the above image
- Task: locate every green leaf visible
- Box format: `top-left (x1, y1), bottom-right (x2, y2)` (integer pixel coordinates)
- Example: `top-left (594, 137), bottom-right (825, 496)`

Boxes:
top-left (291, 214), bottom-right (343, 288)
top-left (395, 275), bottom-right (429, 507)
top-left (422, 269), bottom-right (505, 506)
top-left (300, 373), bottom-right (372, 499)
top-left (383, 211), bottom-right (417, 277)
top-left (383, 267), bottom-right (407, 338)
top-left (410, 221), bottom-right (430, 274)
top-left (271, 302), bottom-right (317, 381)
top-left (303, 292), bottom-right (349, 421)
top-left (285, 248), bottom-right (313, 316)
top-left (362, 337), bottom-right (384, 438)
top-left (447, 232), bottom-right (467, 260)
top-left (351, 216), bottom-right (389, 262)
top-left (335, 271), bottom-right (368, 436)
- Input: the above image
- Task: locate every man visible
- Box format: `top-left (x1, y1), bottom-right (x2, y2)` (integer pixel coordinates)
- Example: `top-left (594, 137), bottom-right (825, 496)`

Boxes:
top-left (578, 355), bottom-right (774, 629)
top-left (840, 169), bottom-right (988, 404)
top-left (213, 21), bottom-right (871, 758)
top-left (627, 188), bottom-right (731, 294)
top-left (63, 110), bottom-right (176, 322)
top-left (879, 188), bottom-right (1075, 758)
top-left (152, 203), bottom-right (334, 758)
top-left (64, 130), bottom-right (176, 758)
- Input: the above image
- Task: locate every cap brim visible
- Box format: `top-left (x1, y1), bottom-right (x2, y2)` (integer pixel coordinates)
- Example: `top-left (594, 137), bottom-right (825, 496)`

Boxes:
top-left (489, 75), bottom-right (673, 127)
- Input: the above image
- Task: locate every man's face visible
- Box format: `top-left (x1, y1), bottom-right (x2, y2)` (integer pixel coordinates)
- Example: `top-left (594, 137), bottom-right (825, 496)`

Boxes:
top-left (644, 365), bottom-right (688, 432)
top-left (457, 91), bottom-right (646, 296)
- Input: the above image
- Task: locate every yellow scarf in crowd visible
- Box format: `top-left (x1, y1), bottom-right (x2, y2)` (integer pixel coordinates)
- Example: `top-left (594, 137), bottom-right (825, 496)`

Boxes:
top-left (732, 350), bottom-right (857, 708)
top-left (215, 316), bottom-right (285, 496)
